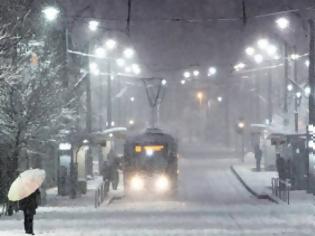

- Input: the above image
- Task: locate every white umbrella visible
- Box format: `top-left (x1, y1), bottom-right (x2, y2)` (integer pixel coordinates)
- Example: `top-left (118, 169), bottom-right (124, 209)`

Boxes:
top-left (8, 169), bottom-right (46, 201)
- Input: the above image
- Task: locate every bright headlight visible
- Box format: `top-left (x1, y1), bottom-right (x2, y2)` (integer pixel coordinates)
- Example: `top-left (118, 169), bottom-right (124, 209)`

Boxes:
top-left (155, 175), bottom-right (170, 193)
top-left (130, 175), bottom-right (144, 191)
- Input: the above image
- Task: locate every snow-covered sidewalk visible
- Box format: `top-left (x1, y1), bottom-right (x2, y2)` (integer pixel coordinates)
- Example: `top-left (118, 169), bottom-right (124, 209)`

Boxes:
top-left (231, 159), bottom-right (315, 205)
top-left (46, 176), bottom-right (103, 207)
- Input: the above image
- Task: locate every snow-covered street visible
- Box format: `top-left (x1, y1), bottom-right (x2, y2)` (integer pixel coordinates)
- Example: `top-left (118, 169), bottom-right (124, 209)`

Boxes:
top-left (1, 154), bottom-right (315, 235)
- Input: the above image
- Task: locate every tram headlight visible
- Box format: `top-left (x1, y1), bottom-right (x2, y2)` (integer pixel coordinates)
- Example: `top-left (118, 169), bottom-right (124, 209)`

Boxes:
top-left (155, 175), bottom-right (170, 193)
top-left (130, 175), bottom-right (144, 191)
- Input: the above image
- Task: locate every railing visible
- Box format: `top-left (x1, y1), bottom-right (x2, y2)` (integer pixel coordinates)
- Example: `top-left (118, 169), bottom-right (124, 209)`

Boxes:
top-left (94, 180), bottom-right (109, 208)
top-left (271, 177), bottom-right (291, 204)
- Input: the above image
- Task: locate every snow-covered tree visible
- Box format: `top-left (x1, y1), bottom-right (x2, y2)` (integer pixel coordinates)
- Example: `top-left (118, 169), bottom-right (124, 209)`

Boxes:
top-left (0, 0), bottom-right (80, 207)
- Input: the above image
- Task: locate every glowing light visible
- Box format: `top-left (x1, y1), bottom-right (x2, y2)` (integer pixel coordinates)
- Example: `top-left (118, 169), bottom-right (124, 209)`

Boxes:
top-left (305, 60), bottom-right (310, 67)
top-left (123, 48), bottom-right (135, 59)
top-left (105, 39), bottom-right (117, 50)
top-left (155, 175), bottom-right (170, 193)
top-left (257, 38), bottom-right (269, 50)
top-left (254, 54), bottom-right (264, 64)
top-left (296, 91), bottom-right (302, 98)
top-left (305, 86), bottom-right (311, 96)
top-left (130, 97), bottom-right (135, 102)
top-left (116, 58), bottom-right (125, 67)
top-left (131, 64), bottom-right (141, 75)
top-left (42, 7), bottom-right (60, 21)
top-left (266, 44), bottom-right (278, 56)
top-left (95, 47), bottom-right (106, 58)
top-left (130, 175), bottom-right (144, 191)
top-left (234, 63), bottom-right (246, 71)
top-left (88, 20), bottom-right (99, 31)
top-left (245, 47), bottom-right (255, 56)
top-left (290, 54), bottom-right (300, 60)
top-left (129, 120), bottom-right (135, 125)
top-left (193, 70), bottom-right (200, 77)
top-left (217, 96), bottom-right (223, 102)
top-left (183, 71), bottom-right (191, 78)
top-left (162, 79), bottom-right (167, 86)
top-left (287, 84), bottom-right (293, 91)
top-left (208, 67), bottom-right (217, 76)
top-left (89, 62), bottom-right (99, 75)
top-left (276, 17), bottom-right (290, 30)
top-left (181, 79), bottom-right (186, 85)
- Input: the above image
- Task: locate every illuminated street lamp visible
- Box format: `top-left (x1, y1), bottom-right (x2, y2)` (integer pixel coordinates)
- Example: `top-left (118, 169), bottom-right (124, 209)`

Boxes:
top-left (88, 20), bottom-right (99, 31)
top-left (276, 17), bottom-right (290, 30)
top-left (208, 67), bottom-right (217, 76)
top-left (193, 70), bottom-right (200, 77)
top-left (266, 44), bottom-right (278, 56)
top-left (196, 92), bottom-right (204, 105)
top-left (290, 54), bottom-right (300, 60)
top-left (296, 91), bottom-right (302, 98)
top-left (89, 62), bottom-right (99, 75)
top-left (42, 6), bottom-right (60, 22)
top-left (183, 71), bottom-right (191, 78)
top-left (130, 97), bottom-right (135, 102)
top-left (116, 58), bottom-right (125, 67)
top-left (254, 54), bottom-right (264, 64)
top-left (257, 38), bottom-right (269, 50)
top-left (181, 79), bottom-right (186, 85)
top-left (129, 120), bottom-right (135, 126)
top-left (105, 39), bottom-right (117, 50)
top-left (131, 64), bottom-right (141, 75)
top-left (245, 47), bottom-right (255, 56)
top-left (95, 47), bottom-right (106, 58)
top-left (217, 96), bottom-right (223, 102)
top-left (123, 48), bottom-right (135, 59)
top-left (234, 62), bottom-right (246, 71)
top-left (305, 60), bottom-right (310, 67)
top-left (287, 84), bottom-right (293, 91)
top-left (161, 79), bottom-right (167, 86)
top-left (305, 86), bottom-right (311, 97)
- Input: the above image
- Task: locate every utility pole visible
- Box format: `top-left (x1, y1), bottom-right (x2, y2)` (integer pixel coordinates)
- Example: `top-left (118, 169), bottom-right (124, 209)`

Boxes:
top-left (293, 46), bottom-right (299, 133)
top-left (308, 19), bottom-right (315, 194)
top-left (107, 62), bottom-right (112, 128)
top-left (267, 69), bottom-right (273, 123)
top-left (283, 42), bottom-right (289, 125)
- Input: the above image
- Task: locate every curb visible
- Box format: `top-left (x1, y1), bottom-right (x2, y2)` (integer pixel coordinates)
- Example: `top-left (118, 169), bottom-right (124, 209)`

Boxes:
top-left (230, 165), bottom-right (278, 204)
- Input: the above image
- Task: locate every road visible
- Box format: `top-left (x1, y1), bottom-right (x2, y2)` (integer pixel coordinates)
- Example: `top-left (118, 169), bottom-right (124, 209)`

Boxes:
top-left (1, 153), bottom-right (315, 235)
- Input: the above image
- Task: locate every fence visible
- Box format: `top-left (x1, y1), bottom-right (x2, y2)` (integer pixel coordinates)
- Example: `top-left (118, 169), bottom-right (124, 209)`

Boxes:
top-left (94, 180), bottom-right (109, 208)
top-left (271, 177), bottom-right (291, 204)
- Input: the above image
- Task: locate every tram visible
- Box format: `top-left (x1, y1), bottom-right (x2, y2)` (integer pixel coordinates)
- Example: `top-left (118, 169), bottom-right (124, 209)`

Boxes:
top-left (123, 128), bottom-right (178, 195)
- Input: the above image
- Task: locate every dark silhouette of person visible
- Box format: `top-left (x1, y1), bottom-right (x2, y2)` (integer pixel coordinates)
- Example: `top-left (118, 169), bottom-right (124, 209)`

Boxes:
top-left (19, 189), bottom-right (41, 235)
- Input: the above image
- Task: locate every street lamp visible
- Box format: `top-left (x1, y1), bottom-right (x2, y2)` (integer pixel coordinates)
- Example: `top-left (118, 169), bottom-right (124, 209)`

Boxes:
top-left (276, 17), bottom-right (290, 30)
top-left (257, 38), bottom-right (269, 50)
top-left (266, 44), bottom-right (278, 56)
top-left (89, 20), bottom-right (99, 31)
top-left (183, 71), bottom-right (191, 78)
top-left (208, 67), bottom-right (217, 76)
top-left (287, 83), bottom-right (294, 91)
top-left (305, 86), bottom-right (311, 96)
top-left (42, 6), bottom-right (60, 22)
top-left (161, 79), bottom-right (167, 86)
top-left (105, 39), bottom-right (117, 50)
top-left (193, 70), bottom-right (200, 77)
top-left (217, 96), bottom-right (223, 102)
top-left (197, 92), bottom-right (204, 105)
top-left (131, 64), bottom-right (141, 75)
top-left (181, 79), bottom-right (186, 85)
top-left (254, 54), bottom-right (264, 64)
top-left (130, 97), bottom-right (135, 102)
top-left (245, 47), bottom-right (255, 56)
top-left (123, 48), bottom-right (135, 59)
top-left (95, 47), bottom-right (106, 58)
top-left (89, 62), bottom-right (99, 75)
top-left (234, 62), bottom-right (245, 71)
top-left (116, 58), bottom-right (125, 67)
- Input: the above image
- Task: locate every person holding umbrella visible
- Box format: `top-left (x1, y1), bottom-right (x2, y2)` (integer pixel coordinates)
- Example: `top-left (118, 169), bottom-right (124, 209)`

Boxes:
top-left (19, 189), bottom-right (41, 235)
top-left (7, 169), bottom-right (45, 235)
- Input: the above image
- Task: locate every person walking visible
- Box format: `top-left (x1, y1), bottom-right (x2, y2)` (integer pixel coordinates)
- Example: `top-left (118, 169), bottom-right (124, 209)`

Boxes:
top-left (19, 189), bottom-right (41, 235)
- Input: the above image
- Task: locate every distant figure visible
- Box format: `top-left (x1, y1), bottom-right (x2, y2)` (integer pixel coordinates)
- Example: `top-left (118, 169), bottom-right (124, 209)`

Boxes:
top-left (254, 145), bottom-right (262, 172)
top-left (19, 189), bottom-right (41, 235)
top-left (102, 149), bottom-right (119, 190)
top-left (276, 155), bottom-right (286, 190)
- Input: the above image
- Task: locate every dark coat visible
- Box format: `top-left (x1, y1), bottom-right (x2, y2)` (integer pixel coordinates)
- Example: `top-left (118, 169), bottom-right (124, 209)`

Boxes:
top-left (19, 189), bottom-right (40, 215)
